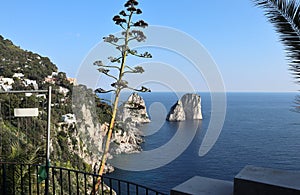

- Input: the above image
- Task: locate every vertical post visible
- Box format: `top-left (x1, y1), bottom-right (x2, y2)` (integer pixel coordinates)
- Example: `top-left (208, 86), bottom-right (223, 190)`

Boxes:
top-left (2, 164), bottom-right (7, 195)
top-left (0, 101), bottom-right (2, 160)
top-left (45, 86), bottom-right (51, 195)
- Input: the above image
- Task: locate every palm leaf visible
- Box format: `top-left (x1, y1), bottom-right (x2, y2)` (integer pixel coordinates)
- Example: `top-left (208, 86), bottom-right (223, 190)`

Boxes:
top-left (253, 0), bottom-right (300, 82)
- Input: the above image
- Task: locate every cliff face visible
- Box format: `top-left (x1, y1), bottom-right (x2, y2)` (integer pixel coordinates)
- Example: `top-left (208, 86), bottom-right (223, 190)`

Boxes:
top-left (69, 91), bottom-right (149, 167)
top-left (117, 92), bottom-right (150, 124)
top-left (181, 93), bottom-right (203, 120)
top-left (113, 93), bottom-right (150, 154)
top-left (112, 123), bottom-right (144, 155)
top-left (70, 85), bottom-right (114, 173)
top-left (166, 100), bottom-right (186, 121)
top-left (167, 93), bottom-right (202, 121)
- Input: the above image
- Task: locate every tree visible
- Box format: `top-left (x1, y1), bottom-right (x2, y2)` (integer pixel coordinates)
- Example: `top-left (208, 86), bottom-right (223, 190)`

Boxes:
top-left (253, 0), bottom-right (300, 111)
top-left (93, 0), bottom-right (151, 192)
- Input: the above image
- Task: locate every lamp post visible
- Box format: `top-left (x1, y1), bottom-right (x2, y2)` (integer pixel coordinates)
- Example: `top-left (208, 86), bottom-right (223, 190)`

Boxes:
top-left (0, 86), bottom-right (52, 194)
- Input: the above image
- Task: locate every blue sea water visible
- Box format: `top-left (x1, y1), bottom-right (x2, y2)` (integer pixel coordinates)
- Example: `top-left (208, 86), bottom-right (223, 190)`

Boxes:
top-left (107, 92), bottom-right (300, 194)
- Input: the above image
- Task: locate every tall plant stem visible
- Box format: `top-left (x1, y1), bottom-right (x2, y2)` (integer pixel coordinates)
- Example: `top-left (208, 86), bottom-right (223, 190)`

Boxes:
top-left (92, 11), bottom-right (133, 194)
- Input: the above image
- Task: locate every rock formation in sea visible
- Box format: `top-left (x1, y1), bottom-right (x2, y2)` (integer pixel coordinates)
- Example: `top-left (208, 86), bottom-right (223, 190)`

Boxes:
top-left (166, 100), bottom-right (186, 121)
top-left (117, 92), bottom-right (150, 124)
top-left (113, 92), bottom-right (150, 154)
top-left (166, 93), bottom-right (202, 121)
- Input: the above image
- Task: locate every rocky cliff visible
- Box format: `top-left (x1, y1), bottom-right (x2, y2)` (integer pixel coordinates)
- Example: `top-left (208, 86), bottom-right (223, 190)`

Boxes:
top-left (166, 93), bottom-right (202, 121)
top-left (112, 122), bottom-right (144, 154)
top-left (70, 85), bottom-right (114, 173)
top-left (113, 93), bottom-right (150, 154)
top-left (117, 92), bottom-right (150, 124)
top-left (166, 100), bottom-right (186, 121)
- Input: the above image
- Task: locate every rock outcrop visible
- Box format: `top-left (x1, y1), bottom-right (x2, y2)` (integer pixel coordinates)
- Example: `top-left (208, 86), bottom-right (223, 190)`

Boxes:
top-left (112, 122), bottom-right (144, 154)
top-left (69, 90), bottom-right (150, 169)
top-left (166, 93), bottom-right (202, 121)
top-left (166, 100), bottom-right (186, 121)
top-left (117, 92), bottom-right (150, 124)
top-left (70, 85), bottom-right (114, 173)
top-left (113, 93), bottom-right (150, 154)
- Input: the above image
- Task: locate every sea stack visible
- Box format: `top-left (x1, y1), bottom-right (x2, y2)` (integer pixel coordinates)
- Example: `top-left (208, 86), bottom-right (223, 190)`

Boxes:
top-left (117, 92), bottom-right (151, 124)
top-left (114, 92), bottom-right (150, 154)
top-left (166, 100), bottom-right (186, 121)
top-left (166, 93), bottom-right (202, 121)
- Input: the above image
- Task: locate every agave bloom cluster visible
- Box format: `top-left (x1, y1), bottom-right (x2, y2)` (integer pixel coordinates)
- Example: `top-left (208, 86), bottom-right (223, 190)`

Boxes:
top-left (94, 0), bottom-right (151, 93)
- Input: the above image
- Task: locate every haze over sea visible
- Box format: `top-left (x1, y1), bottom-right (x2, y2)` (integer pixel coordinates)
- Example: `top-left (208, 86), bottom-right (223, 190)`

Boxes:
top-left (105, 92), bottom-right (300, 194)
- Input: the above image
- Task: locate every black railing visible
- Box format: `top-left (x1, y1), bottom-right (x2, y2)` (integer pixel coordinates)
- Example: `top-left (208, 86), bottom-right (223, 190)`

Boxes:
top-left (0, 162), bottom-right (167, 195)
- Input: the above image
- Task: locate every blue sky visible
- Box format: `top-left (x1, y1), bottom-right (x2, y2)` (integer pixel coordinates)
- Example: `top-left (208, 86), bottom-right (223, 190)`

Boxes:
top-left (0, 0), bottom-right (298, 92)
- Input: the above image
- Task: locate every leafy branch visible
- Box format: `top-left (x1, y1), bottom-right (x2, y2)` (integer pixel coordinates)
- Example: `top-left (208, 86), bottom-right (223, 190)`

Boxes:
top-left (253, 0), bottom-right (300, 111)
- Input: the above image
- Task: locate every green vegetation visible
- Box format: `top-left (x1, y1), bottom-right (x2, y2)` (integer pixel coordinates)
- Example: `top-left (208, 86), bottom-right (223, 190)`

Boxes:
top-left (0, 35), bottom-right (57, 82)
top-left (0, 34), bottom-right (111, 180)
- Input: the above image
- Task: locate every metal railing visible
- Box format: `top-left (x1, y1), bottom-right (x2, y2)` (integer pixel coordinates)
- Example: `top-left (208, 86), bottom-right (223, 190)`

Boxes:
top-left (0, 162), bottom-right (166, 195)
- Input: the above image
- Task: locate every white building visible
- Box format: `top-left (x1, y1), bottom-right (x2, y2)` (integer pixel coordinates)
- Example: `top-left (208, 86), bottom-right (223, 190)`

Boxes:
top-left (0, 77), bottom-right (14, 85)
top-left (0, 84), bottom-right (12, 91)
top-left (0, 77), bottom-right (14, 91)
top-left (59, 86), bottom-right (70, 96)
top-left (51, 72), bottom-right (58, 77)
top-left (36, 94), bottom-right (46, 99)
top-left (23, 79), bottom-right (38, 90)
top-left (61, 113), bottom-right (76, 124)
top-left (12, 73), bottom-right (24, 79)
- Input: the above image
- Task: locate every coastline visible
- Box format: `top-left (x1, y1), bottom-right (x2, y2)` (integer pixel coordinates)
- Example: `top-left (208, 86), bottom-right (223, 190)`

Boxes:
top-left (108, 92), bottom-right (300, 194)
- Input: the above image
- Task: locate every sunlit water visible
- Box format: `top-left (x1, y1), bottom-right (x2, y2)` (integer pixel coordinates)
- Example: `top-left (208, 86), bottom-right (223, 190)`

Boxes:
top-left (104, 92), bottom-right (300, 194)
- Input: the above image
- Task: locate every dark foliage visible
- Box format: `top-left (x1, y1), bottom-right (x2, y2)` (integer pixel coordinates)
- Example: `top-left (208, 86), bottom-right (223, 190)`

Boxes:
top-left (253, 0), bottom-right (300, 110)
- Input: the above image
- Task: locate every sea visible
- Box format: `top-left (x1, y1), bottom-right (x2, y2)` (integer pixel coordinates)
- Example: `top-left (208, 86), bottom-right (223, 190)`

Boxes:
top-left (103, 92), bottom-right (300, 194)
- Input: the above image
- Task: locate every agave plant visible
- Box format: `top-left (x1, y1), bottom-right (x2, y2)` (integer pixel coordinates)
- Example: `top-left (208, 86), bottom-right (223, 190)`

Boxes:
top-left (253, 0), bottom-right (300, 111)
top-left (92, 0), bottom-right (151, 193)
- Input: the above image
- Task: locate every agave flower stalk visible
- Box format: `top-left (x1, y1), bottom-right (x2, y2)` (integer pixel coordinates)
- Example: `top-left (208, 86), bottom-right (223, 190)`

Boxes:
top-left (92, 0), bottom-right (151, 193)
